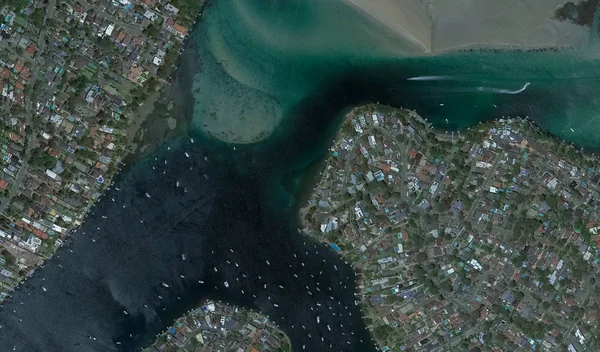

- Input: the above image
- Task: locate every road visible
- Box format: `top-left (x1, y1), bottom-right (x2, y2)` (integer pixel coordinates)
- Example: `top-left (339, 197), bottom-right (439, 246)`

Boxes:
top-left (466, 154), bottom-right (502, 220)
top-left (0, 0), bottom-right (56, 214)
top-left (79, 0), bottom-right (143, 36)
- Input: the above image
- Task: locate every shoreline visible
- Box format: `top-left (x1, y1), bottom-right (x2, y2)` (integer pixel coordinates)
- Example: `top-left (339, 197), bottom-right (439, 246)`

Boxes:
top-left (121, 4), bottom-right (208, 165)
top-left (297, 102), bottom-right (600, 349)
top-left (298, 101), bottom-right (600, 263)
top-left (341, 0), bottom-right (432, 53)
top-left (341, 0), bottom-right (588, 56)
top-left (0, 1), bottom-right (209, 303)
top-left (145, 298), bottom-right (292, 352)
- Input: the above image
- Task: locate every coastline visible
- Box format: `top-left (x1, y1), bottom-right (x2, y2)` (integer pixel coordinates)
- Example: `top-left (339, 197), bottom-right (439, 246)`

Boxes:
top-left (0, 1), bottom-right (209, 303)
top-left (123, 12), bottom-right (205, 164)
top-left (298, 102), bottom-right (599, 348)
top-left (341, 0), bottom-right (432, 53)
top-left (342, 0), bottom-right (588, 55)
top-left (145, 299), bottom-right (292, 352)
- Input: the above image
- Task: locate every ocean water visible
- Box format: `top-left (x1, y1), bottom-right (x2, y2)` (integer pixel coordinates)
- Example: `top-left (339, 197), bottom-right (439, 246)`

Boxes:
top-left (2, 1), bottom-right (600, 351)
top-left (196, 0), bottom-right (600, 147)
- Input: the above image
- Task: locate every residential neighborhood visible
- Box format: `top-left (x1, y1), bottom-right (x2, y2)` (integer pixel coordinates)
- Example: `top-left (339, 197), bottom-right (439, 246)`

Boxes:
top-left (302, 104), bottom-right (600, 351)
top-left (0, 0), bottom-right (203, 302)
top-left (145, 300), bottom-right (291, 352)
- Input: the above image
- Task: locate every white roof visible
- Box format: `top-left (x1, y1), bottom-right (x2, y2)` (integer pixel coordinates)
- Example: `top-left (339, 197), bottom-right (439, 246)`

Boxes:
top-left (105, 24), bottom-right (114, 37)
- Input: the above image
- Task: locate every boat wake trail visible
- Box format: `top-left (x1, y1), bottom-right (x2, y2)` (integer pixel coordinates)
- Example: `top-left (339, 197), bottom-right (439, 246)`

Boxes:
top-left (406, 75), bottom-right (453, 81)
top-left (478, 82), bottom-right (531, 95)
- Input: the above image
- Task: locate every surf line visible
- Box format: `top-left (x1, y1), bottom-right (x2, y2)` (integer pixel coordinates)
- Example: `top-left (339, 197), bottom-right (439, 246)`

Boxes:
top-left (478, 82), bottom-right (531, 95)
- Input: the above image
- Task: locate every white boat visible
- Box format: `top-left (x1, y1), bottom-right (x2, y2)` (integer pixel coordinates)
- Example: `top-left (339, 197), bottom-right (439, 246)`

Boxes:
top-left (214, 267), bottom-right (218, 272)
top-left (317, 316), bottom-right (320, 323)
top-left (327, 325), bottom-right (331, 331)
top-left (198, 280), bottom-right (204, 284)
top-left (162, 283), bottom-right (169, 288)
top-left (123, 310), bottom-right (128, 315)
top-left (145, 193), bottom-right (151, 198)
top-left (190, 138), bottom-right (194, 143)
top-left (42, 287), bottom-right (46, 292)
top-left (266, 260), bottom-right (270, 265)
top-left (224, 281), bottom-right (229, 288)
top-left (274, 303), bottom-right (279, 307)
top-left (185, 152), bottom-right (190, 158)
top-left (181, 254), bottom-right (186, 260)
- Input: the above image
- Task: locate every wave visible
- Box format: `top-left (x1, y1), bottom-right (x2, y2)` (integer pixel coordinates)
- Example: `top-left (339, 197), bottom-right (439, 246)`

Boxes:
top-left (407, 75), bottom-right (453, 81)
top-left (478, 82), bottom-right (531, 95)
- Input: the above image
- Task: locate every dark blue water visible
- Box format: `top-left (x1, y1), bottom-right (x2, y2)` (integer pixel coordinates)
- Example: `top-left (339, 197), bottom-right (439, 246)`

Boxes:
top-left (4, 1), bottom-right (600, 351)
top-left (0, 120), bottom-right (376, 351)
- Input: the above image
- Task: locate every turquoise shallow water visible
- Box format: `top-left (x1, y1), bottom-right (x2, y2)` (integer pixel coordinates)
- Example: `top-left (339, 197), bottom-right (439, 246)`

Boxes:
top-left (193, 0), bottom-right (600, 148)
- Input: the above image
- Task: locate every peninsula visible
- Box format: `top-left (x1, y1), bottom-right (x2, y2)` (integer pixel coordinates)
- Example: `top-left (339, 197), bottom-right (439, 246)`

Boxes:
top-left (302, 104), bottom-right (600, 351)
top-left (144, 299), bottom-right (291, 352)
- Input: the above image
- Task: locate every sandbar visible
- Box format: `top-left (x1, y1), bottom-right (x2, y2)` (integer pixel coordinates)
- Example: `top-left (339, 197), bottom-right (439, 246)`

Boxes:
top-left (344, 0), bottom-right (589, 54)
top-left (343, 0), bottom-right (432, 53)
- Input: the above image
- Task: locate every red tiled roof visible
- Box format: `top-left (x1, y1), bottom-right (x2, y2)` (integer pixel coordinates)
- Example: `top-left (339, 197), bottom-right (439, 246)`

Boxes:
top-left (0, 179), bottom-right (8, 190)
top-left (14, 61), bottom-right (24, 73)
top-left (33, 229), bottom-right (48, 239)
top-left (379, 163), bottom-right (391, 173)
top-left (173, 23), bottom-right (187, 35)
top-left (19, 67), bottom-right (29, 80)
top-left (25, 43), bottom-right (37, 55)
top-left (115, 32), bottom-right (126, 43)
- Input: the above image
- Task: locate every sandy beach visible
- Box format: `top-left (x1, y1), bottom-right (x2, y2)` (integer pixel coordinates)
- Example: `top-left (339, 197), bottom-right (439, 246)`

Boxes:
top-left (428, 0), bottom-right (589, 53)
top-left (343, 0), bottom-right (432, 52)
top-left (345, 0), bottom-right (589, 54)
top-left (192, 0), bottom-right (592, 146)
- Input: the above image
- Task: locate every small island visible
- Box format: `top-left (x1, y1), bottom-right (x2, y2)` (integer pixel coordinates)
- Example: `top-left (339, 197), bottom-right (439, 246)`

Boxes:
top-left (301, 104), bottom-right (600, 351)
top-left (144, 299), bottom-right (291, 352)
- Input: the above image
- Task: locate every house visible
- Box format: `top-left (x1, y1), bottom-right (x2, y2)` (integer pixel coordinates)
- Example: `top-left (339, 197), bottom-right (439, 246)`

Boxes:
top-left (25, 43), bottom-right (36, 55)
top-left (165, 4), bottom-right (179, 14)
top-left (172, 23), bottom-right (187, 38)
